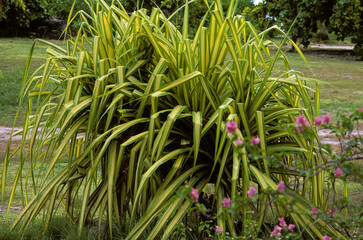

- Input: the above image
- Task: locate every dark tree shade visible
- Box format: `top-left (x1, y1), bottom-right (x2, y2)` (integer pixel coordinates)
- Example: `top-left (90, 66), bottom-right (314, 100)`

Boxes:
top-left (330, 0), bottom-right (363, 60)
top-left (0, 0), bottom-right (254, 39)
top-left (253, 0), bottom-right (335, 47)
top-left (120, 0), bottom-right (254, 37)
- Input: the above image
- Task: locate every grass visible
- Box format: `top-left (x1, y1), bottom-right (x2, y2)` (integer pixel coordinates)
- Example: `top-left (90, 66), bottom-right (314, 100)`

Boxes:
top-left (274, 51), bottom-right (363, 116)
top-left (0, 38), bottom-right (65, 126)
top-left (0, 216), bottom-right (97, 240)
top-left (0, 154), bottom-right (101, 240)
top-left (270, 34), bottom-right (354, 47)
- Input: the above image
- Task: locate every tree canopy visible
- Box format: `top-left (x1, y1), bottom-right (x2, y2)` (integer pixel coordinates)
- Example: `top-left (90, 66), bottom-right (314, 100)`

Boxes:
top-left (330, 0), bottom-right (363, 60)
top-left (0, 0), bottom-right (255, 38)
top-left (253, 0), bottom-right (363, 59)
top-left (120, 0), bottom-right (254, 37)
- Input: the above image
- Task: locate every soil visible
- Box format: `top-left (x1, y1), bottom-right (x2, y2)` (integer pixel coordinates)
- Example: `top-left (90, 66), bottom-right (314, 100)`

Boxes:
top-left (309, 45), bottom-right (354, 50)
top-left (269, 44), bottom-right (356, 60)
top-left (0, 126), bottom-right (23, 142)
top-left (0, 126), bottom-right (23, 153)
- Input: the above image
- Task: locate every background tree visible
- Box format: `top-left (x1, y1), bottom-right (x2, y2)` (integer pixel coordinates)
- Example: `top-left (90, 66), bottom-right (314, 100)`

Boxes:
top-left (253, 0), bottom-right (363, 60)
top-left (0, 0), bottom-right (254, 38)
top-left (330, 0), bottom-right (363, 60)
top-left (120, 0), bottom-right (254, 37)
top-left (0, 0), bottom-right (112, 37)
top-left (0, 0), bottom-right (24, 16)
top-left (0, 0), bottom-right (49, 37)
top-left (252, 0), bottom-right (334, 48)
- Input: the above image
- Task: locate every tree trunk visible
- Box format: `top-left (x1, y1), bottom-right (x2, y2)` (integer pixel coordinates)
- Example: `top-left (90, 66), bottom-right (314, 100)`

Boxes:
top-left (290, 35), bottom-right (298, 52)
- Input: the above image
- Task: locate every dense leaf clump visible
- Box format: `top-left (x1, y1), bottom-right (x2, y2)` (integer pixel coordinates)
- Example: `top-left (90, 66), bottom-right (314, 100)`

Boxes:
top-left (1, 0), bottom-right (346, 239)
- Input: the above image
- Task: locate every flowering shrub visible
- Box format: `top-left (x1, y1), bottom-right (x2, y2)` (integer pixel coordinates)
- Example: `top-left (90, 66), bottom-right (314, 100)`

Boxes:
top-left (176, 108), bottom-right (363, 239)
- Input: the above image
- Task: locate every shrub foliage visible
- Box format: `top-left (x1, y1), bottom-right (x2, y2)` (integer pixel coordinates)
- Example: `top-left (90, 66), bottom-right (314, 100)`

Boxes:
top-left (1, 0), bottom-right (346, 239)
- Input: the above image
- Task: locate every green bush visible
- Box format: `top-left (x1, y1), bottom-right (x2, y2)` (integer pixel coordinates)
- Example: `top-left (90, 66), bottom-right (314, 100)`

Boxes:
top-left (1, 0), bottom-right (346, 239)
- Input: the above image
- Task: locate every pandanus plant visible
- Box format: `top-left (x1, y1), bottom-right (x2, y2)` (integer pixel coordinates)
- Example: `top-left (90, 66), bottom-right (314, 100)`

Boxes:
top-left (1, 0), bottom-right (345, 239)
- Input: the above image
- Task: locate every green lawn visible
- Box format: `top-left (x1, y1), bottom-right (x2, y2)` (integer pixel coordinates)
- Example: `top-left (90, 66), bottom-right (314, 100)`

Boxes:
top-left (0, 38), bottom-right (64, 126)
top-left (282, 51), bottom-right (363, 115)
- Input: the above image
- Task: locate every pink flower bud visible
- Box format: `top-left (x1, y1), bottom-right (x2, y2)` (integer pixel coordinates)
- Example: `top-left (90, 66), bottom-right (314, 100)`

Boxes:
top-left (311, 207), bottom-right (319, 215)
top-left (288, 224), bottom-right (295, 232)
top-left (296, 115), bottom-right (306, 125)
top-left (295, 126), bottom-right (304, 132)
top-left (274, 225), bottom-right (282, 232)
top-left (222, 198), bottom-right (231, 208)
top-left (226, 121), bottom-right (238, 134)
top-left (247, 186), bottom-right (256, 197)
top-left (296, 115), bottom-right (310, 127)
top-left (277, 181), bottom-right (285, 192)
top-left (322, 235), bottom-right (331, 240)
top-left (334, 167), bottom-right (343, 178)
top-left (360, 106), bottom-right (363, 112)
top-left (191, 188), bottom-right (199, 203)
top-left (332, 206), bottom-right (338, 214)
top-left (326, 209), bottom-right (332, 214)
top-left (322, 114), bottom-right (330, 124)
top-left (216, 226), bottom-right (223, 232)
top-left (251, 136), bottom-right (260, 145)
top-left (278, 217), bottom-right (287, 227)
top-left (314, 117), bottom-right (322, 126)
top-left (236, 139), bottom-right (243, 146)
top-left (270, 230), bottom-right (280, 237)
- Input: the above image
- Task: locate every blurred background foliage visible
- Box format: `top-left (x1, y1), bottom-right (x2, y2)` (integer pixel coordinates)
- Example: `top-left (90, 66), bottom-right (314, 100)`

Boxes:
top-left (0, 0), bottom-right (255, 38)
top-left (1, 0), bottom-right (362, 60)
top-left (252, 0), bottom-right (363, 59)
top-left (120, 0), bottom-right (255, 37)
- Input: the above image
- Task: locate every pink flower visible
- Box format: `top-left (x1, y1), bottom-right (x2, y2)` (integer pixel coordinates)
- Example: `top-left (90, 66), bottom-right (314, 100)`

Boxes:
top-left (191, 188), bottom-right (199, 203)
top-left (251, 136), bottom-right (260, 145)
top-left (296, 115), bottom-right (310, 127)
top-left (334, 167), bottom-right (343, 178)
top-left (236, 139), bottom-right (243, 146)
top-left (226, 121), bottom-right (238, 134)
top-left (296, 115), bottom-right (306, 125)
top-left (360, 106), bottom-right (363, 112)
top-left (274, 225), bottom-right (282, 232)
top-left (270, 225), bottom-right (282, 237)
top-left (311, 207), bottom-right (319, 215)
top-left (332, 206), bottom-right (338, 214)
top-left (270, 230), bottom-right (280, 237)
top-left (295, 126), bottom-right (304, 133)
top-left (216, 226), bottom-right (223, 232)
top-left (314, 117), bottom-right (322, 127)
top-left (288, 224), bottom-right (295, 232)
top-left (222, 198), bottom-right (231, 208)
top-left (322, 235), bottom-right (331, 240)
top-left (322, 114), bottom-right (331, 124)
top-left (278, 217), bottom-right (287, 227)
top-left (276, 181), bottom-right (285, 192)
top-left (327, 206), bottom-right (338, 215)
top-left (247, 186), bottom-right (256, 197)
